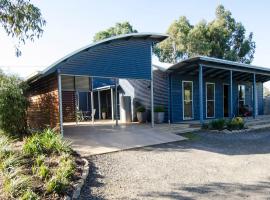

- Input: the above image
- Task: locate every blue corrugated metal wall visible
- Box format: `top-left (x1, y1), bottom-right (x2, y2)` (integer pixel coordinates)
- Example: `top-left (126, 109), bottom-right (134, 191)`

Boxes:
top-left (58, 39), bottom-right (152, 80)
top-left (170, 73), bottom-right (264, 123)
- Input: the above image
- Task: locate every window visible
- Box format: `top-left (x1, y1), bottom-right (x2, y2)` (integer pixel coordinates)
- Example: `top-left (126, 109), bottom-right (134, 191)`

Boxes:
top-left (61, 75), bottom-right (75, 91)
top-left (182, 81), bottom-right (193, 120)
top-left (75, 76), bottom-right (90, 91)
top-left (238, 85), bottom-right (245, 114)
top-left (206, 83), bottom-right (215, 118)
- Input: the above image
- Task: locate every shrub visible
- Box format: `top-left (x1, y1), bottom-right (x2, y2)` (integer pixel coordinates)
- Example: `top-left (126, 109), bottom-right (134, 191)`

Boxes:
top-left (136, 106), bottom-right (146, 113)
top-left (46, 175), bottom-right (68, 194)
top-left (226, 117), bottom-right (245, 130)
top-left (201, 123), bottom-right (209, 129)
top-left (23, 129), bottom-right (72, 156)
top-left (21, 189), bottom-right (39, 200)
top-left (154, 106), bottom-right (165, 112)
top-left (209, 119), bottom-right (226, 130)
top-left (0, 74), bottom-right (28, 135)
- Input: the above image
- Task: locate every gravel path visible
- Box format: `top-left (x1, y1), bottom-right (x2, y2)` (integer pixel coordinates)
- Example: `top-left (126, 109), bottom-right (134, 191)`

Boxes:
top-left (80, 130), bottom-right (270, 200)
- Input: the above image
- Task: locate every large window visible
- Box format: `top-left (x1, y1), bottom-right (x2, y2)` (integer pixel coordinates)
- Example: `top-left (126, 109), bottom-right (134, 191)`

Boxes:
top-left (206, 83), bottom-right (215, 118)
top-left (238, 85), bottom-right (246, 114)
top-left (182, 81), bottom-right (193, 120)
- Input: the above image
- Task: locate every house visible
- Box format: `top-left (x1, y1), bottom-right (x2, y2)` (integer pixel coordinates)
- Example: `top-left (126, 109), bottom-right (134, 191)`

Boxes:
top-left (26, 33), bottom-right (270, 134)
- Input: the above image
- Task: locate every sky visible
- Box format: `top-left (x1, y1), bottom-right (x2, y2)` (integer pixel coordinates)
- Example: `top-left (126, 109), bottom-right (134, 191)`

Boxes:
top-left (0, 0), bottom-right (270, 81)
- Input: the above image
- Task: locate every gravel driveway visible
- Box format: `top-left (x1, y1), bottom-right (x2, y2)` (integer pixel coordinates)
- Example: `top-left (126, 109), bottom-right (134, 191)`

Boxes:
top-left (80, 130), bottom-right (270, 200)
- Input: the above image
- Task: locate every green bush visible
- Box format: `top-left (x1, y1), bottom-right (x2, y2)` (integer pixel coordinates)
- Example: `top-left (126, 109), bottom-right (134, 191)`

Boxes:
top-left (209, 119), bottom-right (226, 130)
top-left (21, 189), bottom-right (39, 200)
top-left (226, 117), bottom-right (245, 130)
top-left (46, 175), bottom-right (68, 194)
top-left (154, 106), bottom-right (165, 112)
top-left (136, 106), bottom-right (146, 113)
top-left (0, 73), bottom-right (28, 135)
top-left (23, 129), bottom-right (71, 156)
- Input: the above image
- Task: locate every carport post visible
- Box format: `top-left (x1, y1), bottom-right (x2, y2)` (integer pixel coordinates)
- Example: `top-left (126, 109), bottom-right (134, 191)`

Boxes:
top-left (151, 45), bottom-right (154, 128)
top-left (91, 78), bottom-right (94, 124)
top-left (253, 73), bottom-right (257, 118)
top-left (111, 88), bottom-right (114, 121)
top-left (57, 73), bottom-right (64, 136)
top-left (98, 91), bottom-right (101, 119)
top-left (115, 78), bottom-right (118, 126)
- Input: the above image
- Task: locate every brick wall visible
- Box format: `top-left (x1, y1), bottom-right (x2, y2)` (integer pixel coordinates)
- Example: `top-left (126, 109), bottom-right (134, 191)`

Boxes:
top-left (62, 91), bottom-right (76, 122)
top-left (27, 74), bottom-right (60, 130)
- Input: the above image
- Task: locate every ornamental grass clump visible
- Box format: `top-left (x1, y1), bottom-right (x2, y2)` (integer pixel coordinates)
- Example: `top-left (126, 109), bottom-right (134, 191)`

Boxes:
top-left (209, 118), bottom-right (226, 130)
top-left (226, 117), bottom-right (245, 130)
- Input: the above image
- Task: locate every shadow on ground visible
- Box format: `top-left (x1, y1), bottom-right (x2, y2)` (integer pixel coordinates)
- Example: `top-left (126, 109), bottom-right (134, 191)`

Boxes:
top-left (79, 160), bottom-right (105, 200)
top-left (138, 130), bottom-right (270, 156)
top-left (141, 179), bottom-right (270, 199)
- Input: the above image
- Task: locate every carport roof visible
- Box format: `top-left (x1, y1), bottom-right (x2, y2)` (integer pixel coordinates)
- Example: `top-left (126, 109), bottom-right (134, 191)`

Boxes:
top-left (27, 33), bottom-right (168, 83)
top-left (167, 56), bottom-right (270, 82)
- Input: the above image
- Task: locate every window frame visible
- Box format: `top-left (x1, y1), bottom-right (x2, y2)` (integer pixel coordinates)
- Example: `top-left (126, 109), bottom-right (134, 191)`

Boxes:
top-left (182, 80), bottom-right (194, 120)
top-left (206, 82), bottom-right (215, 119)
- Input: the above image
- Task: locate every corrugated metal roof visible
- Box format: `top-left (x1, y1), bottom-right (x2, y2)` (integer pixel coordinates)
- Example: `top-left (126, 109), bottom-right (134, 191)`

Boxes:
top-left (168, 56), bottom-right (270, 75)
top-left (27, 32), bottom-right (168, 83)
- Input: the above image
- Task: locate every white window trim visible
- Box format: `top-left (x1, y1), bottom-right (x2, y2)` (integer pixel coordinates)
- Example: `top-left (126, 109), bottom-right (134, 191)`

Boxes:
top-left (206, 82), bottom-right (215, 119)
top-left (223, 83), bottom-right (229, 118)
top-left (182, 81), bottom-right (194, 120)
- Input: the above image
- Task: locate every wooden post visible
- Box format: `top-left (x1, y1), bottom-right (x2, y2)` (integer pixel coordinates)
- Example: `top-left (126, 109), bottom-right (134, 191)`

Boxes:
top-left (253, 73), bottom-right (257, 118)
top-left (230, 70), bottom-right (233, 118)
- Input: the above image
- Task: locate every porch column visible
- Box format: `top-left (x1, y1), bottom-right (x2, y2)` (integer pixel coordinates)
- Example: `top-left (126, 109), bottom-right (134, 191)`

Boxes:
top-left (98, 90), bottom-right (101, 119)
top-left (115, 78), bottom-right (118, 126)
top-left (57, 73), bottom-right (64, 136)
top-left (199, 64), bottom-right (203, 124)
top-left (151, 70), bottom-right (154, 128)
top-left (91, 77), bottom-right (94, 124)
top-left (230, 70), bottom-right (233, 118)
top-left (111, 87), bottom-right (114, 121)
top-left (253, 73), bottom-right (257, 118)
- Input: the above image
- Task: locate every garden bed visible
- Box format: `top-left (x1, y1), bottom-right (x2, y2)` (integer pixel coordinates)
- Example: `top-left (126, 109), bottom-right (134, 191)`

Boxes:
top-left (0, 129), bottom-right (86, 200)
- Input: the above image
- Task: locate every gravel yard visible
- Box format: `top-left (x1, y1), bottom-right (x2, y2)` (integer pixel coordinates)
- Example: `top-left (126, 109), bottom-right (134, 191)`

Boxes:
top-left (80, 130), bottom-right (270, 200)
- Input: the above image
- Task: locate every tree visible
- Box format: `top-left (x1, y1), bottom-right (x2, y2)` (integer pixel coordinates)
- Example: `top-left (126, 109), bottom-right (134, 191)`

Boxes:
top-left (0, 72), bottom-right (28, 135)
top-left (154, 5), bottom-right (256, 64)
top-left (0, 0), bottom-right (46, 56)
top-left (93, 21), bottom-right (138, 42)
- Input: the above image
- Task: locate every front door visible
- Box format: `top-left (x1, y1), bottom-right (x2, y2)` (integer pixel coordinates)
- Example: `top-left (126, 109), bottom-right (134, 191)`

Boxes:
top-left (223, 84), bottom-right (229, 117)
top-left (183, 81), bottom-right (193, 120)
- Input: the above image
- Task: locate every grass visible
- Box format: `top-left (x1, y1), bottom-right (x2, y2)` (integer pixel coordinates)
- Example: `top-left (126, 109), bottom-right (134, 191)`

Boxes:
top-left (181, 132), bottom-right (200, 141)
top-left (0, 128), bottom-right (80, 200)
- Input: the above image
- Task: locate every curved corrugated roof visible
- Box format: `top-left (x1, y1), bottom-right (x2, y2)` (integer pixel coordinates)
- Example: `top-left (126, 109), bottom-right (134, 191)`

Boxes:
top-left (27, 32), bottom-right (168, 82)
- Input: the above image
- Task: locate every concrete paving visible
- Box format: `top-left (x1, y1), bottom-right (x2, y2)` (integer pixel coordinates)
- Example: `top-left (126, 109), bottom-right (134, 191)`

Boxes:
top-left (64, 124), bottom-right (186, 156)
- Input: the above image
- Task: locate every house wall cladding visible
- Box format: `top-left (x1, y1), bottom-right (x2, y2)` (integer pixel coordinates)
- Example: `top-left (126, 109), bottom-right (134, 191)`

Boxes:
top-left (119, 68), bottom-right (169, 121)
top-left (57, 39), bottom-right (152, 80)
top-left (170, 72), bottom-right (264, 123)
top-left (27, 74), bottom-right (59, 129)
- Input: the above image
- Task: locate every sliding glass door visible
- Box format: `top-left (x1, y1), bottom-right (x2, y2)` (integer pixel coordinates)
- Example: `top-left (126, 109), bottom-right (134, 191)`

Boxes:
top-left (182, 81), bottom-right (193, 120)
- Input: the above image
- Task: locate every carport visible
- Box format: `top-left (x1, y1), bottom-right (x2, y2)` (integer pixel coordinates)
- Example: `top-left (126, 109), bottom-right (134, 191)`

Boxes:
top-left (26, 33), bottom-right (168, 136)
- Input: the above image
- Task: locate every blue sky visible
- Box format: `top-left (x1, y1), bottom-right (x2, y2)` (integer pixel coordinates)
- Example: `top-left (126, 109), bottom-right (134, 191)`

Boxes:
top-left (0, 0), bottom-right (270, 79)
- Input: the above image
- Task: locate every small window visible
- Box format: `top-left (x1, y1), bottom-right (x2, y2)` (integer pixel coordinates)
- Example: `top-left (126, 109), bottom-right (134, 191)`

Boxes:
top-left (75, 76), bottom-right (90, 91)
top-left (206, 83), bottom-right (215, 118)
top-left (61, 75), bottom-right (74, 91)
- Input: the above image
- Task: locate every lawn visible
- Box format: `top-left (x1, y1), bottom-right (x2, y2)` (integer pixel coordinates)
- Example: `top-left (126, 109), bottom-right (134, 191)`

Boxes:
top-left (0, 129), bottom-right (84, 200)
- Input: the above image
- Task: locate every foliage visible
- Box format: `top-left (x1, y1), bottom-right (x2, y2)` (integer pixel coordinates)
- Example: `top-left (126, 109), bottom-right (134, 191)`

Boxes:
top-left (0, 129), bottom-right (77, 199)
top-left (93, 21), bottom-right (138, 42)
top-left (209, 118), bottom-right (226, 130)
top-left (154, 106), bottom-right (165, 113)
top-left (0, 0), bottom-right (46, 56)
top-left (21, 189), bottom-right (39, 200)
top-left (0, 73), bottom-right (29, 135)
top-left (23, 129), bottom-right (72, 156)
top-left (136, 105), bottom-right (146, 113)
top-left (226, 117), bottom-right (245, 130)
top-left (154, 5), bottom-right (256, 64)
